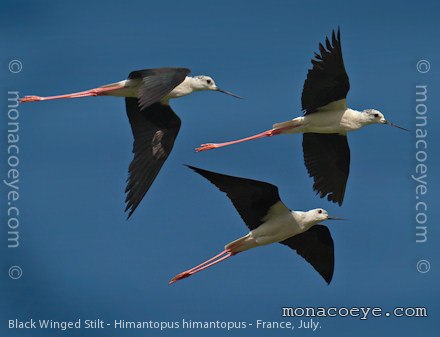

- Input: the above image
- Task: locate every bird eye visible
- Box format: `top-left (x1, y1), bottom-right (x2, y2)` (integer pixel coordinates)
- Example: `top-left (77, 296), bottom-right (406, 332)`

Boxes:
top-left (374, 113), bottom-right (379, 118)
top-left (318, 209), bottom-right (322, 214)
top-left (206, 79), bottom-right (212, 84)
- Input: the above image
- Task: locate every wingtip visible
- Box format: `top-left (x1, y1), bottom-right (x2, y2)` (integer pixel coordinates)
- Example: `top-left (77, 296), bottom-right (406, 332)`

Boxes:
top-left (326, 271), bottom-right (334, 284)
top-left (186, 165), bottom-right (212, 181)
top-left (124, 204), bottom-right (135, 219)
top-left (185, 164), bottom-right (199, 172)
top-left (333, 195), bottom-right (344, 207)
top-left (323, 191), bottom-right (344, 207)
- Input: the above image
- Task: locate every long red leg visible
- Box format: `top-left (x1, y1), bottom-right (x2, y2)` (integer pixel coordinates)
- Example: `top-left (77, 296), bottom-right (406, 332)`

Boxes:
top-left (19, 84), bottom-right (124, 103)
top-left (179, 250), bottom-right (229, 274)
top-left (195, 128), bottom-right (285, 152)
top-left (169, 249), bottom-right (233, 284)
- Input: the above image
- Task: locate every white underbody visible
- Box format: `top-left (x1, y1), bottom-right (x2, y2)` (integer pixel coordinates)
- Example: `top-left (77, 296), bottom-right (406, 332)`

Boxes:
top-left (226, 202), bottom-right (314, 254)
top-left (100, 77), bottom-right (195, 101)
top-left (273, 99), bottom-right (368, 134)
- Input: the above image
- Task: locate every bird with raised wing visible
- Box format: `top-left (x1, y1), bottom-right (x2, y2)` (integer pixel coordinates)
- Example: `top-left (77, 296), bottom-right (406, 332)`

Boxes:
top-left (196, 29), bottom-right (408, 206)
top-left (170, 166), bottom-right (345, 285)
top-left (20, 68), bottom-right (242, 218)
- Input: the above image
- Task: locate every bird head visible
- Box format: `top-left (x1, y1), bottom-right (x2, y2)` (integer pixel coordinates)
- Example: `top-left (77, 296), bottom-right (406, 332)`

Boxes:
top-left (311, 208), bottom-right (330, 223)
top-left (364, 109), bottom-right (385, 124)
top-left (192, 75), bottom-right (243, 98)
top-left (363, 109), bottom-right (409, 131)
top-left (300, 208), bottom-right (328, 229)
top-left (302, 208), bottom-right (346, 229)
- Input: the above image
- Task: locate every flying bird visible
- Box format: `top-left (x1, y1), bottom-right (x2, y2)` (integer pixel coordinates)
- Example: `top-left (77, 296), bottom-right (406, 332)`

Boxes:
top-left (170, 165), bottom-right (345, 285)
top-left (196, 29), bottom-right (408, 206)
top-left (20, 67), bottom-right (242, 218)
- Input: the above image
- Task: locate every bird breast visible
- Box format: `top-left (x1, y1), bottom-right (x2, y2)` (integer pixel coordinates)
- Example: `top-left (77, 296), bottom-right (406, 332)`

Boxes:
top-left (250, 213), bottom-right (303, 246)
top-left (339, 109), bottom-right (365, 131)
top-left (168, 77), bottom-right (194, 98)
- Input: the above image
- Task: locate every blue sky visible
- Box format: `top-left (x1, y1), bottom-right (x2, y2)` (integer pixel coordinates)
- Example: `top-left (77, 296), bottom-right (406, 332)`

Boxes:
top-left (1, 0), bottom-right (439, 336)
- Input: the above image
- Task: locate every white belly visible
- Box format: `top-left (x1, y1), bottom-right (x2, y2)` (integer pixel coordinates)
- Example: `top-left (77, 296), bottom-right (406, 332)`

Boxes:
top-left (101, 77), bottom-right (193, 100)
top-left (250, 214), bottom-right (302, 246)
top-left (302, 109), bottom-right (363, 133)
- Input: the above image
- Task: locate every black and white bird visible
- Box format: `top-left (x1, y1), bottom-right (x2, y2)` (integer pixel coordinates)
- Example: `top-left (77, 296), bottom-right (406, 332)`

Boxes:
top-left (20, 68), bottom-right (241, 218)
top-left (196, 29), bottom-right (408, 205)
top-left (170, 165), bottom-right (345, 285)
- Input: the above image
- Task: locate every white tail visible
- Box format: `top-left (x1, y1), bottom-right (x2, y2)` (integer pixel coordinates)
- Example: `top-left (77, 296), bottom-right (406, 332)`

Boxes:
top-left (225, 234), bottom-right (258, 254)
top-left (272, 117), bottom-right (303, 131)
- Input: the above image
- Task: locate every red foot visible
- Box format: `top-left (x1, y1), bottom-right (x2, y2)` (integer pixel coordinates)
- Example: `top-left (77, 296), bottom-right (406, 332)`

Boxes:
top-left (20, 96), bottom-right (42, 103)
top-left (169, 272), bottom-right (191, 284)
top-left (195, 143), bottom-right (218, 152)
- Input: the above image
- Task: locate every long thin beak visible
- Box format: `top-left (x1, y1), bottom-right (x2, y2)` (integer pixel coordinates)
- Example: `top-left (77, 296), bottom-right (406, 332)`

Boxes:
top-left (385, 120), bottom-right (410, 132)
top-left (327, 216), bottom-right (347, 220)
top-left (216, 88), bottom-right (243, 99)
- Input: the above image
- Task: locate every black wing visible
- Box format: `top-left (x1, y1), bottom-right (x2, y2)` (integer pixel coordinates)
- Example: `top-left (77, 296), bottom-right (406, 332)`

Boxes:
top-left (280, 225), bottom-right (334, 284)
top-left (125, 98), bottom-right (181, 218)
top-left (303, 133), bottom-right (350, 206)
top-left (187, 166), bottom-right (284, 231)
top-left (301, 28), bottom-right (350, 114)
top-left (128, 67), bottom-right (190, 110)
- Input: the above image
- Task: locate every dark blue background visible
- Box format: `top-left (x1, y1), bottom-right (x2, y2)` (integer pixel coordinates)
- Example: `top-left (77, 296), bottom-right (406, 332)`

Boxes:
top-left (1, 0), bottom-right (439, 336)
